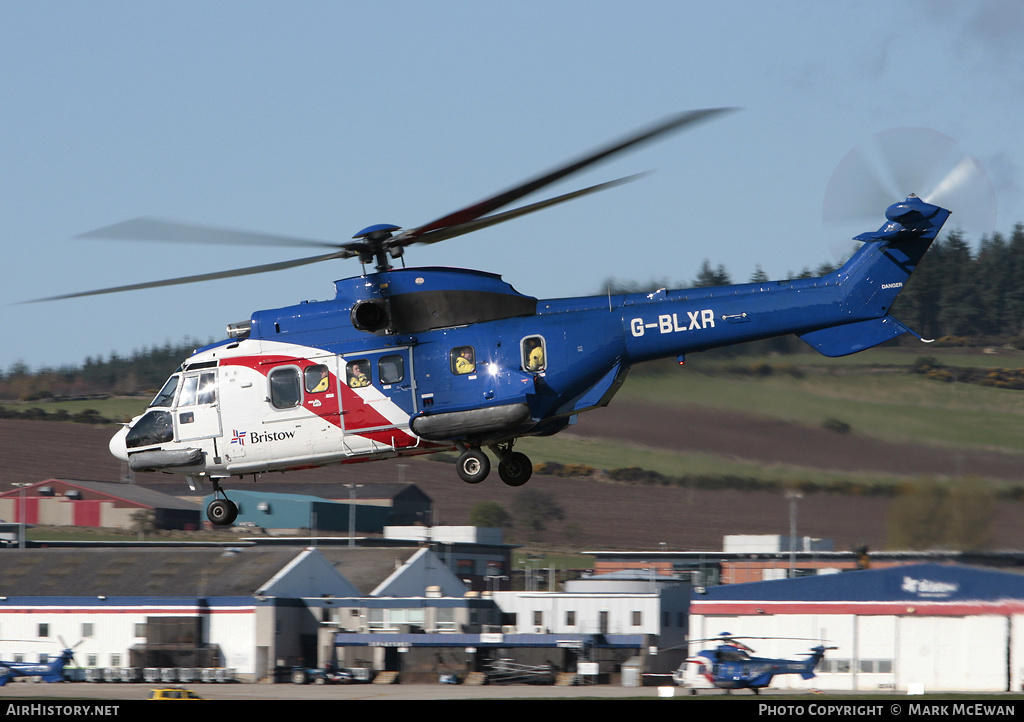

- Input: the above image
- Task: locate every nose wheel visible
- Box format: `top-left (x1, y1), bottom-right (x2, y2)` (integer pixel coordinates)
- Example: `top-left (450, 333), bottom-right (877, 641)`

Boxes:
top-left (456, 449), bottom-right (491, 484)
top-left (206, 481), bottom-right (238, 526)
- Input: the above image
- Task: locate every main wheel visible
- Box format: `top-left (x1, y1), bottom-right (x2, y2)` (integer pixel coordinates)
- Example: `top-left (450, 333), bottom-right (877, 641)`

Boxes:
top-left (456, 449), bottom-right (490, 484)
top-left (207, 498), bottom-right (238, 526)
top-left (291, 669), bottom-right (308, 685)
top-left (498, 451), bottom-right (533, 487)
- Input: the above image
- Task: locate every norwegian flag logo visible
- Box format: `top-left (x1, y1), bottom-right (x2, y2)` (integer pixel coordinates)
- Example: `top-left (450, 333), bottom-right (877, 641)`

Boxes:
top-left (231, 430), bottom-right (246, 445)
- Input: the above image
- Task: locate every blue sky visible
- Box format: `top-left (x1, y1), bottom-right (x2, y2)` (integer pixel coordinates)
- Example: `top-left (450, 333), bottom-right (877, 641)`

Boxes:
top-left (4, 1), bottom-right (1023, 372)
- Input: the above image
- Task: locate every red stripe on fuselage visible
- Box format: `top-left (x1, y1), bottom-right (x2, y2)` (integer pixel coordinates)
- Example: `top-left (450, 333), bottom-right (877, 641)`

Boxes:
top-left (219, 355), bottom-right (406, 438)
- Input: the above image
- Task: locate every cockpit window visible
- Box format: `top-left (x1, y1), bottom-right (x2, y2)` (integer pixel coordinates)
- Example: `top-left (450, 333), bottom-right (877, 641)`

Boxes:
top-left (178, 375), bottom-right (199, 407)
top-left (125, 410), bottom-right (173, 448)
top-left (150, 375), bottom-right (179, 408)
top-left (176, 371), bottom-right (217, 407)
top-left (196, 371), bottom-right (216, 405)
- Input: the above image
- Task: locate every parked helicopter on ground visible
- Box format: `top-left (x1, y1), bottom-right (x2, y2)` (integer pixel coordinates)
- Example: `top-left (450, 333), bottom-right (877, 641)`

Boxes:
top-left (673, 633), bottom-right (836, 694)
top-left (0, 643), bottom-right (78, 687)
top-left (33, 109), bottom-right (953, 526)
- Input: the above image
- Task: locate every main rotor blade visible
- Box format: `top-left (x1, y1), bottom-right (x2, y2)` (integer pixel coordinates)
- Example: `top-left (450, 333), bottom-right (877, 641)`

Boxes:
top-left (404, 175), bottom-right (643, 247)
top-left (79, 217), bottom-right (342, 250)
top-left (23, 250), bottom-right (351, 303)
top-left (401, 108), bottom-right (737, 242)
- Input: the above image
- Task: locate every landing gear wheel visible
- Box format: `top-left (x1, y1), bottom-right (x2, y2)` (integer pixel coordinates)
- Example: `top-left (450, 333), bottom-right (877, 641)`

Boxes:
top-left (498, 451), bottom-right (533, 487)
top-left (457, 449), bottom-right (490, 484)
top-left (207, 498), bottom-right (238, 526)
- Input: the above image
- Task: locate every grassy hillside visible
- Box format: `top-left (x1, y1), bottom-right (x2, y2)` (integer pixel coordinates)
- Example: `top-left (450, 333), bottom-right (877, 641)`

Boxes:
top-left (622, 356), bottom-right (1024, 453)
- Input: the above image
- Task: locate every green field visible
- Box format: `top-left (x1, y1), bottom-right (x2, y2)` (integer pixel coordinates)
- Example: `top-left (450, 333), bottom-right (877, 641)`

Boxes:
top-left (639, 347), bottom-right (1024, 446)
top-left (515, 346), bottom-right (1024, 488)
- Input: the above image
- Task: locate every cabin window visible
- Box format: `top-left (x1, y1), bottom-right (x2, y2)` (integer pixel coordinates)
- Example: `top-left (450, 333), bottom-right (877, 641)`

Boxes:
top-left (304, 364), bottom-right (330, 393)
top-left (269, 367), bottom-right (302, 409)
top-left (521, 335), bottom-right (546, 372)
top-left (632, 611), bottom-right (642, 626)
top-left (378, 355), bottom-right (404, 385)
top-left (451, 346), bottom-right (476, 375)
top-left (346, 359), bottom-right (371, 388)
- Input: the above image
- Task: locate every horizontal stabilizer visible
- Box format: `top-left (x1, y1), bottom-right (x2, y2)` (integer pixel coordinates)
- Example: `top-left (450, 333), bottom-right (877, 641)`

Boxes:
top-left (798, 317), bottom-right (910, 357)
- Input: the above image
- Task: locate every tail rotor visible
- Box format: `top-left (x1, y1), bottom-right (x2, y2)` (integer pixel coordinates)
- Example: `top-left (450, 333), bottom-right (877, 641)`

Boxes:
top-left (823, 127), bottom-right (996, 260)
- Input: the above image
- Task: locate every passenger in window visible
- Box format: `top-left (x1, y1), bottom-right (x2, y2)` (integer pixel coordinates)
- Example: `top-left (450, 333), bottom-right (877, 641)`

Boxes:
top-left (347, 361), bottom-right (370, 388)
top-left (454, 347), bottom-right (475, 375)
top-left (524, 337), bottom-right (545, 372)
top-left (306, 365), bottom-right (330, 393)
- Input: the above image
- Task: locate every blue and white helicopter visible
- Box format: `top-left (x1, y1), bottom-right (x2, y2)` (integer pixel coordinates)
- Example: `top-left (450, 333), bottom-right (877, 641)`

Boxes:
top-left (0, 644), bottom-right (78, 687)
top-left (673, 633), bottom-right (836, 695)
top-left (35, 109), bottom-right (953, 526)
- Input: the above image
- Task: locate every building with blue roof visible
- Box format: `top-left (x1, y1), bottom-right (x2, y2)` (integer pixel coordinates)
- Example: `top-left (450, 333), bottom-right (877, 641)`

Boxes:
top-left (689, 563), bottom-right (1024, 692)
top-left (200, 488), bottom-right (392, 533)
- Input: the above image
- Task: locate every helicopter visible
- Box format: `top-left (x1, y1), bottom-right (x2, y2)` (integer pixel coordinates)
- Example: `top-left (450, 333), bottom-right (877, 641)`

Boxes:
top-left (32, 109), bottom-right (952, 526)
top-left (673, 633), bottom-right (836, 695)
top-left (0, 644), bottom-right (78, 687)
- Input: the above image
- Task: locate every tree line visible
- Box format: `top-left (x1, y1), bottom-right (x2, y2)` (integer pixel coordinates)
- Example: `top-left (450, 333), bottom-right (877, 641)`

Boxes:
top-left (0, 340), bottom-right (206, 401)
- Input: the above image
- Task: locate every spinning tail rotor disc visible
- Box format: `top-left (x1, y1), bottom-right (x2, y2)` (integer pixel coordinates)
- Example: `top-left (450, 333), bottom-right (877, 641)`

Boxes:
top-left (823, 127), bottom-right (996, 260)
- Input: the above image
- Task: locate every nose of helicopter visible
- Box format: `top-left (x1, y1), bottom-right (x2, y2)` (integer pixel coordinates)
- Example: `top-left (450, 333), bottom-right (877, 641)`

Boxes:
top-left (109, 425), bottom-right (129, 462)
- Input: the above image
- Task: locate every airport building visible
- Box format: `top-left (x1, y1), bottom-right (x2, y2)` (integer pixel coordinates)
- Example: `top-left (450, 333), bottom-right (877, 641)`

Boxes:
top-left (3, 526), bottom-right (1024, 690)
top-left (0, 545), bottom-right (472, 682)
top-left (689, 562), bottom-right (1024, 692)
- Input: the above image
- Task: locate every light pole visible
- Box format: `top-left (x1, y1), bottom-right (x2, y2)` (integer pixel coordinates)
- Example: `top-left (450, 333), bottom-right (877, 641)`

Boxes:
top-left (787, 490), bottom-right (803, 578)
top-left (13, 483), bottom-right (31, 549)
top-left (344, 484), bottom-right (363, 547)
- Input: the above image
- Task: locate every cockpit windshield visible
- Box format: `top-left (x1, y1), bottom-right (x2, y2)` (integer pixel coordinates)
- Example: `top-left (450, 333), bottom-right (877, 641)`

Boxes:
top-left (150, 375), bottom-right (179, 408)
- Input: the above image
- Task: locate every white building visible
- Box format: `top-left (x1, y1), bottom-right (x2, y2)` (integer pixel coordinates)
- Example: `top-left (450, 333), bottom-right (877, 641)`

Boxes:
top-left (689, 562), bottom-right (1024, 692)
top-left (0, 545), bottom-right (467, 682)
top-left (492, 570), bottom-right (691, 674)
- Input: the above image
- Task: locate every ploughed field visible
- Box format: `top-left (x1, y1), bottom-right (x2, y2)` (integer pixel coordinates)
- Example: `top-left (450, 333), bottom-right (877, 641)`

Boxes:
top-left (3, 347), bottom-right (1024, 551)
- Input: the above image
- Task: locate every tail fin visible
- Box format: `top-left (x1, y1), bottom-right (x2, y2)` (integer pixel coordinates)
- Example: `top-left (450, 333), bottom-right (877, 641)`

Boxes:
top-left (799, 645), bottom-right (833, 680)
top-left (799, 195), bottom-right (950, 357)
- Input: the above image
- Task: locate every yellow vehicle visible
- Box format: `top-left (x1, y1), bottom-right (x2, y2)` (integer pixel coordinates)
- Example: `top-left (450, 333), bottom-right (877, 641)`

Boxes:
top-left (148, 687), bottom-right (204, 700)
